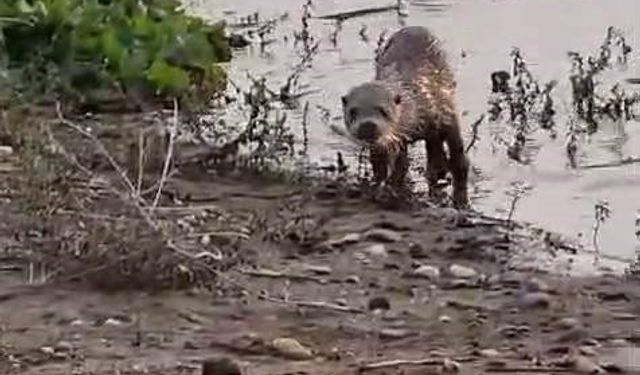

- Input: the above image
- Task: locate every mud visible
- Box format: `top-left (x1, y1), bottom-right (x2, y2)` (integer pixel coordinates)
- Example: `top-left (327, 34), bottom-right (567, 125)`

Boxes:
top-left (1, 136), bottom-right (640, 374)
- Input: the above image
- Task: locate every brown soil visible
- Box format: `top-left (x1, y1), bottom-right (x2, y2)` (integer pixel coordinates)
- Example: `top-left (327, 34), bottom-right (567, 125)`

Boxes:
top-left (1, 114), bottom-right (639, 375)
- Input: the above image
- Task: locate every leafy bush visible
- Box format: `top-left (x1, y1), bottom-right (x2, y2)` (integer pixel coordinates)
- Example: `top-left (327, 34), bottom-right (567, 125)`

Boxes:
top-left (0, 0), bottom-right (232, 110)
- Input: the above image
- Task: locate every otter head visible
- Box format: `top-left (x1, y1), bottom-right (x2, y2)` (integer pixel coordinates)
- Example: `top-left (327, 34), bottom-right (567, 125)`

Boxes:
top-left (341, 82), bottom-right (402, 146)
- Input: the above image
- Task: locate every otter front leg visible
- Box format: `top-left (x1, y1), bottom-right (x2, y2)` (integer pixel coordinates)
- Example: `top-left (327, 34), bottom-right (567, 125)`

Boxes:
top-left (369, 146), bottom-right (409, 188)
top-left (443, 124), bottom-right (470, 209)
top-left (425, 136), bottom-right (448, 198)
top-left (369, 146), bottom-right (389, 183)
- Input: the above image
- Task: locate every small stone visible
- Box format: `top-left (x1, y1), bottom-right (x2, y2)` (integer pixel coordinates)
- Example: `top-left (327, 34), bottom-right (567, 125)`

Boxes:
top-left (612, 313), bottom-right (638, 321)
top-left (303, 264), bottom-right (332, 275)
top-left (572, 355), bottom-right (604, 374)
top-left (368, 296), bottom-right (391, 311)
top-left (344, 275), bottom-right (360, 284)
top-left (334, 298), bottom-right (348, 306)
top-left (364, 228), bottom-right (402, 243)
top-left (202, 357), bottom-right (242, 375)
top-left (201, 234), bottom-right (211, 245)
top-left (439, 315), bottom-right (451, 323)
top-left (379, 328), bottom-right (413, 340)
top-left (329, 233), bottom-right (362, 247)
top-left (184, 341), bottom-right (198, 350)
top-left (413, 265), bottom-right (440, 280)
top-left (555, 327), bottom-right (590, 343)
top-left (448, 264), bottom-right (477, 279)
top-left (271, 338), bottom-right (313, 360)
top-left (364, 244), bottom-right (388, 258)
top-left (40, 346), bottom-right (55, 355)
top-left (578, 346), bottom-right (597, 357)
top-left (408, 242), bottom-right (428, 259)
top-left (479, 349), bottom-right (500, 358)
top-left (555, 317), bottom-right (580, 330)
top-left (0, 146), bottom-right (13, 156)
top-left (522, 277), bottom-right (551, 293)
top-left (442, 358), bottom-right (461, 373)
top-left (54, 341), bottom-right (73, 352)
top-left (104, 318), bottom-right (125, 326)
top-left (607, 338), bottom-right (628, 347)
top-left (518, 292), bottom-right (551, 309)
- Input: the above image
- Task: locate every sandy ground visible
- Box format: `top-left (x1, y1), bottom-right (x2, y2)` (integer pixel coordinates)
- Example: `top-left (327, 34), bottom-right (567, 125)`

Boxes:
top-left (1, 134), bottom-right (640, 375)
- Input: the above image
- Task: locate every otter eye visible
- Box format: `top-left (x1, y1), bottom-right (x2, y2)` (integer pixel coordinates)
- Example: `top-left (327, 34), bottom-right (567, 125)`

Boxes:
top-left (349, 108), bottom-right (358, 120)
top-left (376, 106), bottom-right (390, 119)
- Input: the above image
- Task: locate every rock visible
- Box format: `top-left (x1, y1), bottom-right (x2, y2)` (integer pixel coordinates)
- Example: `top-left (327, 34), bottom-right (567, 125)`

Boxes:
top-left (227, 33), bottom-right (250, 49)
top-left (555, 317), bottom-right (580, 330)
top-left (302, 264), bottom-right (332, 275)
top-left (184, 341), bottom-right (198, 350)
top-left (439, 315), bottom-right (451, 323)
top-left (578, 346), bottom-right (597, 357)
top-left (201, 234), bottom-right (211, 245)
top-left (442, 358), bottom-right (461, 373)
top-left (364, 244), bottom-right (388, 258)
top-left (202, 357), bottom-right (242, 375)
top-left (555, 327), bottom-right (590, 343)
top-left (572, 355), bottom-right (604, 374)
top-left (368, 296), bottom-right (391, 311)
top-left (40, 346), bottom-right (55, 355)
top-left (448, 264), bottom-right (477, 279)
top-left (344, 275), bottom-right (360, 284)
top-left (54, 341), bottom-right (73, 352)
top-left (413, 265), bottom-right (440, 280)
top-left (334, 298), bottom-right (348, 306)
top-left (0, 146), bottom-right (13, 156)
top-left (329, 233), bottom-right (362, 247)
top-left (379, 328), bottom-right (414, 340)
top-left (612, 313), bottom-right (638, 321)
top-left (479, 348), bottom-right (500, 358)
top-left (364, 228), bottom-right (402, 243)
top-left (522, 277), bottom-right (551, 293)
top-left (271, 338), bottom-right (313, 360)
top-left (518, 292), bottom-right (551, 309)
top-left (408, 242), bottom-right (429, 259)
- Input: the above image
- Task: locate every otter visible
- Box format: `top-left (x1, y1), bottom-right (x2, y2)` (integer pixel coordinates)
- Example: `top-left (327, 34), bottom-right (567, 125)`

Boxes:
top-left (341, 26), bottom-right (469, 208)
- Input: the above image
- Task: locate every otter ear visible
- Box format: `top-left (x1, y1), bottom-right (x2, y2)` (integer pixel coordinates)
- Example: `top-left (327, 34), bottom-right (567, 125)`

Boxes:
top-left (341, 95), bottom-right (347, 107)
top-left (394, 94), bottom-right (402, 105)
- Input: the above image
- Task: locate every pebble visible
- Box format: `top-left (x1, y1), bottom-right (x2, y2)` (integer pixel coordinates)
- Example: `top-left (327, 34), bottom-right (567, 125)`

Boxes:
top-left (555, 327), bottom-right (591, 343)
top-left (572, 355), bottom-right (604, 374)
top-left (518, 292), bottom-right (551, 309)
top-left (344, 275), bottom-right (360, 284)
top-left (408, 242), bottom-right (429, 259)
top-left (368, 296), bottom-right (391, 311)
top-left (379, 328), bottom-right (414, 340)
top-left (578, 346), bottom-right (598, 357)
top-left (439, 315), bottom-right (451, 323)
top-left (364, 244), bottom-right (388, 258)
top-left (448, 264), bottom-right (478, 279)
top-left (54, 341), bottom-right (73, 352)
top-left (555, 317), bottom-right (580, 330)
top-left (364, 228), bottom-right (402, 243)
top-left (522, 277), bottom-right (551, 293)
top-left (302, 264), bottom-right (332, 275)
top-left (202, 357), bottom-right (243, 375)
top-left (271, 338), bottom-right (313, 360)
top-left (413, 265), bottom-right (440, 280)
top-left (0, 146), bottom-right (13, 156)
top-left (330, 233), bottom-right (362, 247)
top-left (479, 348), bottom-right (500, 358)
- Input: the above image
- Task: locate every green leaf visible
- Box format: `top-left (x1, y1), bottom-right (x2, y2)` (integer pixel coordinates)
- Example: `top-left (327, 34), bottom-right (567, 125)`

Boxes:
top-left (145, 58), bottom-right (189, 95)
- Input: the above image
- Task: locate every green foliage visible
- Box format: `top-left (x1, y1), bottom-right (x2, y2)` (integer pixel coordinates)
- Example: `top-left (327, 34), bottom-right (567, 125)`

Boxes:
top-left (0, 0), bottom-right (232, 109)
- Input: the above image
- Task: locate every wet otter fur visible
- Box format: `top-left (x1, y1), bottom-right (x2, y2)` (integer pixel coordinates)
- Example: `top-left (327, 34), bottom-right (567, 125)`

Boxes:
top-left (341, 26), bottom-right (469, 208)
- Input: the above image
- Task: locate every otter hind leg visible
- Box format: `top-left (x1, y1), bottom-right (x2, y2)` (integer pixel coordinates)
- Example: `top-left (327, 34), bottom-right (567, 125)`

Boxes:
top-left (424, 136), bottom-right (448, 199)
top-left (442, 123), bottom-right (470, 209)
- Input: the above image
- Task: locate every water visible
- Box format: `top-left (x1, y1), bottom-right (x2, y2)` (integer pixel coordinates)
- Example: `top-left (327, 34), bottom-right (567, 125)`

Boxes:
top-left (189, 0), bottom-right (640, 263)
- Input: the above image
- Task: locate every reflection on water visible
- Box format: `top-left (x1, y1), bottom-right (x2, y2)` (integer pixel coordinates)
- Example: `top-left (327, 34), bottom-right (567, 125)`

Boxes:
top-left (190, 0), bottom-right (640, 264)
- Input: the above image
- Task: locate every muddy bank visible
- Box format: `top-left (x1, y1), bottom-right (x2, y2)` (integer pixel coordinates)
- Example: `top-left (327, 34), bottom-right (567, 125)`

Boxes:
top-left (1, 145), bottom-right (640, 374)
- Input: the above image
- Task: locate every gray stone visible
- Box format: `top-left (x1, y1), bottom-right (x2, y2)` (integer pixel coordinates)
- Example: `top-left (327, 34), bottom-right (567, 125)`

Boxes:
top-left (448, 264), bottom-right (478, 279)
top-left (364, 228), bottom-right (402, 243)
top-left (413, 265), bottom-right (440, 280)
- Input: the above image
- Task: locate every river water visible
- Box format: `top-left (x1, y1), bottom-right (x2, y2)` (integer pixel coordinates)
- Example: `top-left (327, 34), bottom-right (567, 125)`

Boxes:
top-left (189, 0), bottom-right (640, 265)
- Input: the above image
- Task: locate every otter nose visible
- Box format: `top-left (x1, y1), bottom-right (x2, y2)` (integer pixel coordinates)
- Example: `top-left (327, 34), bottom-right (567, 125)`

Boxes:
top-left (356, 121), bottom-right (379, 141)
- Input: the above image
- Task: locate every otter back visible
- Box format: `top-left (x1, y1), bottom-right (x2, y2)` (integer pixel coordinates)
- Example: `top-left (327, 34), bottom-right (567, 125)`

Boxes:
top-left (375, 26), bottom-right (450, 83)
